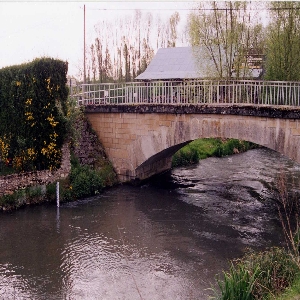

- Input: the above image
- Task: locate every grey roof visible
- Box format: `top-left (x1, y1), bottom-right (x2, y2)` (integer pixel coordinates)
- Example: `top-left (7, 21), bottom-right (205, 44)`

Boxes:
top-left (135, 46), bottom-right (264, 81)
top-left (135, 47), bottom-right (205, 80)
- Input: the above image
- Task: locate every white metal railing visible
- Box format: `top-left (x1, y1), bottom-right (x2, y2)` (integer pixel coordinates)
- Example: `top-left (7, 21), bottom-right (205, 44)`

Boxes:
top-left (70, 80), bottom-right (300, 107)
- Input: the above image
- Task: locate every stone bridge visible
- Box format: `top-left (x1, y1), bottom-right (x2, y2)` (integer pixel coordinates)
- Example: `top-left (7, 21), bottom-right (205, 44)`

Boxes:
top-left (84, 104), bottom-right (300, 183)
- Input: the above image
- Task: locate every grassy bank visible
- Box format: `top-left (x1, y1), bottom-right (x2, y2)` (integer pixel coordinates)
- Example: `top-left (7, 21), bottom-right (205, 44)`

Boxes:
top-left (210, 247), bottom-right (300, 299)
top-left (277, 276), bottom-right (300, 300)
top-left (46, 153), bottom-right (117, 203)
top-left (0, 153), bottom-right (117, 211)
top-left (172, 138), bottom-right (257, 167)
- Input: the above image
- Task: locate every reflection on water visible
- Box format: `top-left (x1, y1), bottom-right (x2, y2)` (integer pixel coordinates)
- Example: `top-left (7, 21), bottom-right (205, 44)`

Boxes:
top-left (0, 148), bottom-right (299, 299)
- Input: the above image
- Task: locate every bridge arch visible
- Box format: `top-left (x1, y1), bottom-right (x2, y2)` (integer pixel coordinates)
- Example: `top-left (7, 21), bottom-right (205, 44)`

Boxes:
top-left (85, 104), bottom-right (300, 182)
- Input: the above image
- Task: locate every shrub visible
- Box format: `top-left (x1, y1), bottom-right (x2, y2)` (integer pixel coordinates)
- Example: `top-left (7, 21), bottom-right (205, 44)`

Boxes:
top-left (0, 58), bottom-right (69, 172)
top-left (26, 186), bottom-right (43, 199)
top-left (70, 165), bottom-right (104, 199)
top-left (0, 189), bottom-right (26, 209)
top-left (211, 247), bottom-right (300, 300)
top-left (46, 182), bottom-right (57, 202)
top-left (172, 147), bottom-right (199, 167)
top-left (96, 163), bottom-right (117, 187)
top-left (244, 248), bottom-right (299, 298)
top-left (213, 140), bottom-right (255, 157)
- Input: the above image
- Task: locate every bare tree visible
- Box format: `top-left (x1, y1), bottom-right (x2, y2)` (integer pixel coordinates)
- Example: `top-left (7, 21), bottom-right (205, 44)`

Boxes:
top-left (167, 12), bottom-right (180, 47)
top-left (87, 9), bottom-right (183, 83)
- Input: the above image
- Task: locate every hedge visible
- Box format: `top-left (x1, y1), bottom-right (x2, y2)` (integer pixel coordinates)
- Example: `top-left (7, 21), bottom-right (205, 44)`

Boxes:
top-left (0, 58), bottom-right (68, 171)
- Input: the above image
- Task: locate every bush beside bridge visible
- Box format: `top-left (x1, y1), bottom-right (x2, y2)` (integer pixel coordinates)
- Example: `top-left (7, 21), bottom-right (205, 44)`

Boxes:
top-left (0, 58), bottom-right (68, 172)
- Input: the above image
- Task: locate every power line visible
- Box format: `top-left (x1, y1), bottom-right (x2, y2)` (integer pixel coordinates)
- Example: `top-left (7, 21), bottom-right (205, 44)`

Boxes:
top-left (82, 6), bottom-right (300, 11)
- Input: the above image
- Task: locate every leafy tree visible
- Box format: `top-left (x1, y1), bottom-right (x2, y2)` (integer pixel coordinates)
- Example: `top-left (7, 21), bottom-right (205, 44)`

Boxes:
top-left (265, 1), bottom-right (300, 81)
top-left (187, 1), bottom-right (264, 79)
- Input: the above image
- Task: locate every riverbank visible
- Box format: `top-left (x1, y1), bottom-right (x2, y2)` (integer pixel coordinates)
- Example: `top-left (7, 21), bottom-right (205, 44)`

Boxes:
top-left (210, 247), bottom-right (300, 299)
top-left (0, 115), bottom-right (118, 211)
top-left (172, 138), bottom-right (258, 167)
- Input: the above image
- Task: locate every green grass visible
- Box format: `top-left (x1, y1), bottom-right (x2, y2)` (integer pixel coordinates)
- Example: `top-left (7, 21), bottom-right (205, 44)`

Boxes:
top-left (0, 163), bottom-right (15, 176)
top-left (0, 154), bottom-right (117, 210)
top-left (212, 263), bottom-right (259, 300)
top-left (211, 248), bottom-right (300, 300)
top-left (172, 138), bottom-right (257, 167)
top-left (276, 276), bottom-right (300, 300)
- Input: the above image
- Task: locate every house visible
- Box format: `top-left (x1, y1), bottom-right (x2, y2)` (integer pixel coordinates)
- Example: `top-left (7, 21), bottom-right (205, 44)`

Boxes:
top-left (135, 46), bottom-right (264, 81)
top-left (135, 47), bottom-right (201, 81)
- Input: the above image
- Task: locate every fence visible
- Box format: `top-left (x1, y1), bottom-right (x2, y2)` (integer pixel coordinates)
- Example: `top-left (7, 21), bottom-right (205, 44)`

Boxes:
top-left (70, 80), bottom-right (300, 107)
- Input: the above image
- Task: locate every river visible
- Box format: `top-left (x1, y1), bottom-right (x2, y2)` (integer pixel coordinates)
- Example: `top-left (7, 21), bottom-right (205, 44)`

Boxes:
top-left (0, 148), bottom-right (300, 300)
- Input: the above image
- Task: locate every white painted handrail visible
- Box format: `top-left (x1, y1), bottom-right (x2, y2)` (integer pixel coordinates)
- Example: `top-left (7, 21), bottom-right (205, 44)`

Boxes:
top-left (70, 80), bottom-right (300, 107)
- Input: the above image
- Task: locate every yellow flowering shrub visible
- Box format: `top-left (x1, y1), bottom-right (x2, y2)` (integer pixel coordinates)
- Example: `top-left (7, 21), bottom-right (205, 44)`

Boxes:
top-left (0, 58), bottom-right (69, 172)
top-left (0, 135), bottom-right (10, 162)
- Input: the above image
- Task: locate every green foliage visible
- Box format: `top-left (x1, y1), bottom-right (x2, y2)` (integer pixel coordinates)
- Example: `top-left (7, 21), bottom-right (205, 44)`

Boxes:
top-left (0, 189), bottom-right (27, 210)
top-left (70, 165), bottom-right (104, 199)
top-left (46, 182), bottom-right (57, 202)
top-left (0, 57), bottom-right (69, 172)
top-left (265, 1), bottom-right (300, 81)
top-left (213, 263), bottom-right (258, 300)
top-left (172, 138), bottom-right (257, 168)
top-left (211, 247), bottom-right (300, 300)
top-left (25, 186), bottom-right (43, 199)
top-left (187, 1), bottom-right (261, 79)
top-left (172, 147), bottom-right (199, 167)
top-left (244, 248), bottom-right (299, 298)
top-left (96, 163), bottom-right (118, 187)
top-left (43, 159), bottom-right (116, 204)
top-left (0, 162), bottom-right (14, 176)
top-left (0, 193), bottom-right (19, 207)
top-left (276, 275), bottom-right (300, 300)
top-left (212, 139), bottom-right (254, 158)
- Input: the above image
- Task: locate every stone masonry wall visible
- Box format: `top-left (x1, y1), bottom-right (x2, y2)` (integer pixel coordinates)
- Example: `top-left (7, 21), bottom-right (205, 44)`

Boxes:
top-left (0, 142), bottom-right (71, 197)
top-left (85, 104), bottom-right (300, 182)
top-left (71, 116), bottom-right (108, 168)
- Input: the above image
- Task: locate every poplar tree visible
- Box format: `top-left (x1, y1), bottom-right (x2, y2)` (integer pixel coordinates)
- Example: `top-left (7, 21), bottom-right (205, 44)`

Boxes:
top-left (167, 12), bottom-right (180, 47)
top-left (87, 9), bottom-right (183, 83)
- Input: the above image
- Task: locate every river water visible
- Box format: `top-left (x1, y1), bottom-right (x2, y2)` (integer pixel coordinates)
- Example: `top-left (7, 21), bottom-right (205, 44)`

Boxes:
top-left (1, 148), bottom-right (300, 300)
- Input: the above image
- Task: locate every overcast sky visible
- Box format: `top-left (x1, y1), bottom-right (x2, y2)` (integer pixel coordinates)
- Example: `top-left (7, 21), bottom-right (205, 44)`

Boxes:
top-left (0, 1), bottom-right (195, 78)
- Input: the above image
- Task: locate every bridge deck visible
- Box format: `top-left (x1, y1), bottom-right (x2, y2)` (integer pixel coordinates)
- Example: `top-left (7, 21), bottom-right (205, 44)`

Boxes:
top-left (71, 80), bottom-right (300, 107)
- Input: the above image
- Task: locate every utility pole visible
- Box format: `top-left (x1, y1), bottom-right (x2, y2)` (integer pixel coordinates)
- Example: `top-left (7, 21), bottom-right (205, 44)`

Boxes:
top-left (84, 4), bottom-right (86, 84)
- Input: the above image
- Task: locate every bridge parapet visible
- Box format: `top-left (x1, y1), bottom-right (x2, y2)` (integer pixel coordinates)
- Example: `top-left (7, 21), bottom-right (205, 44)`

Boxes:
top-left (84, 103), bottom-right (300, 119)
top-left (71, 80), bottom-right (300, 107)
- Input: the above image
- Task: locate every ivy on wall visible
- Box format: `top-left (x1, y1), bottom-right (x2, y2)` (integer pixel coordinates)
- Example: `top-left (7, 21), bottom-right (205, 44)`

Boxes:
top-left (0, 58), bottom-right (68, 171)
